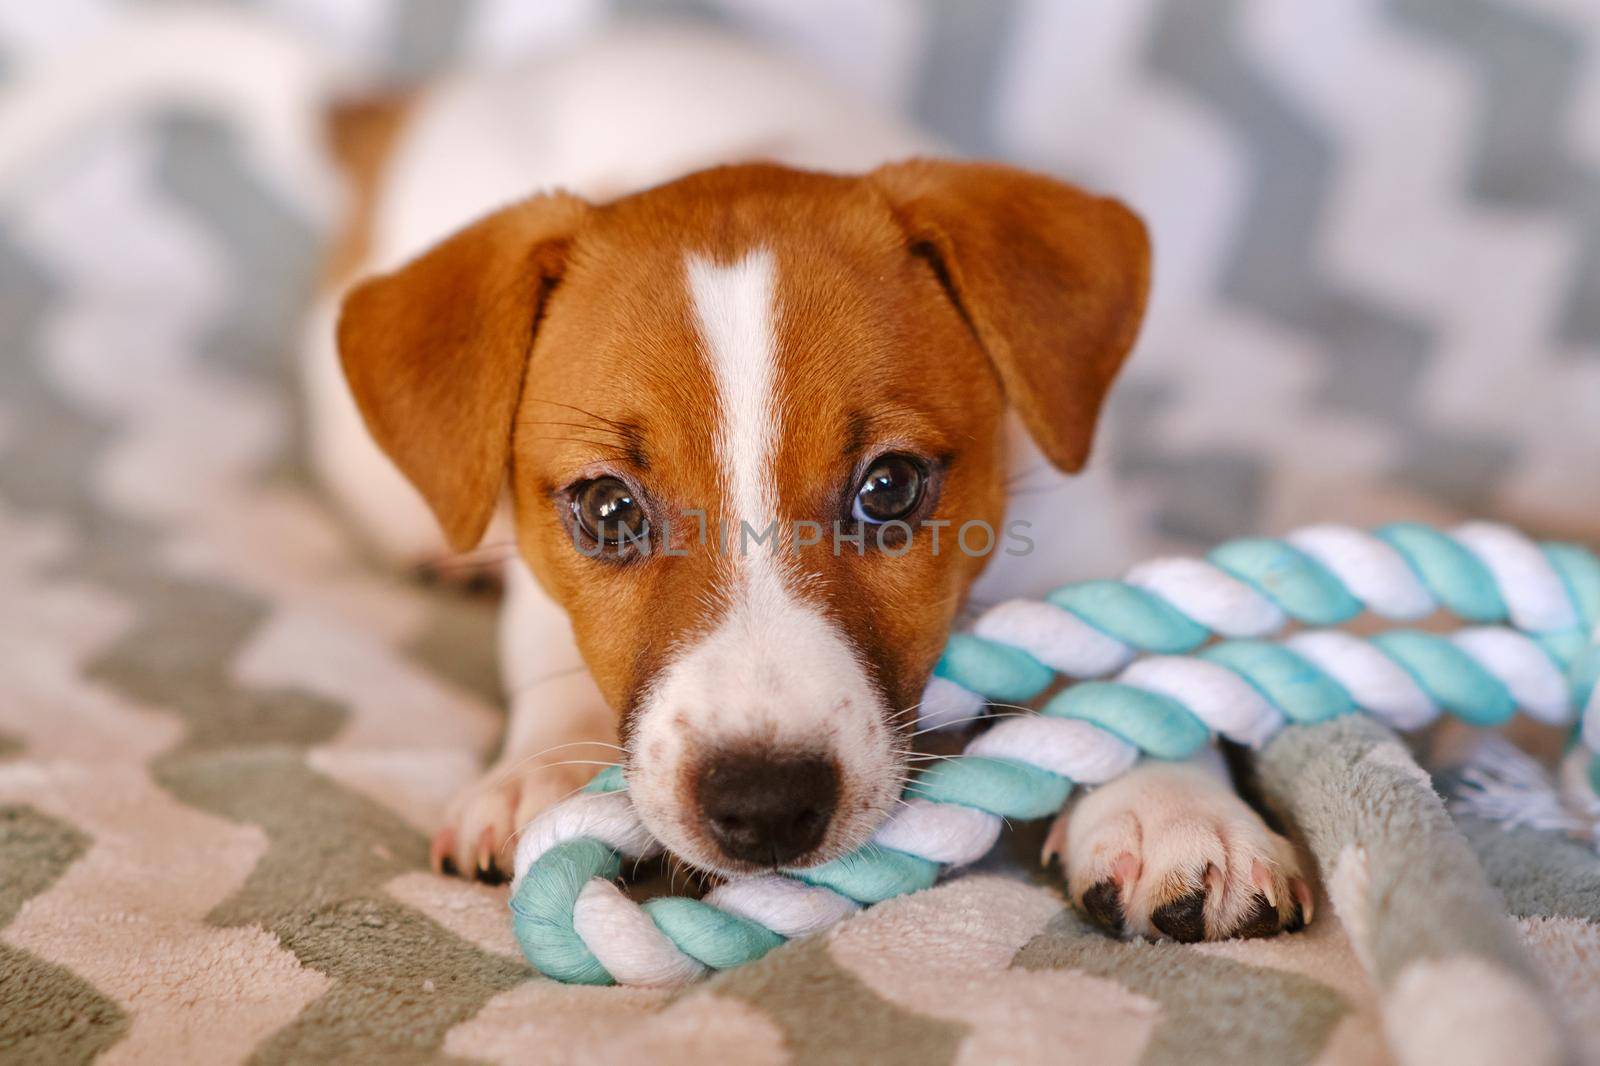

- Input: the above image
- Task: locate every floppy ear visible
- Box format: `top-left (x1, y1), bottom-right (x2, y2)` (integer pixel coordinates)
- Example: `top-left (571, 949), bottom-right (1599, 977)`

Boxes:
top-left (870, 159), bottom-right (1150, 472)
top-left (337, 193), bottom-right (587, 551)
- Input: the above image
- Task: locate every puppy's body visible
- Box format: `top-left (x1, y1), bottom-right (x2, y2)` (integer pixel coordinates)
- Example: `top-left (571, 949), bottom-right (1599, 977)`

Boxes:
top-left (310, 27), bottom-right (1307, 942)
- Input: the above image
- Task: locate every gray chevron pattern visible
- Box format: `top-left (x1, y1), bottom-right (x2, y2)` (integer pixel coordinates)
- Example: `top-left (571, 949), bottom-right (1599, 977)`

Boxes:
top-left (1, 2), bottom-right (1597, 1063)
top-left (1149, 0), bottom-right (1433, 424)
top-left (1141, 0), bottom-right (1524, 521)
top-left (1394, 0), bottom-right (1600, 355)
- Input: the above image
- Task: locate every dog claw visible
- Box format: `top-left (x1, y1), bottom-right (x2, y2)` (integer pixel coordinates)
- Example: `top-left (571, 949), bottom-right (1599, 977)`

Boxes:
top-left (475, 826), bottom-right (498, 878)
top-left (1291, 878), bottom-right (1314, 927)
top-left (430, 828), bottom-right (456, 876)
top-left (1042, 812), bottom-right (1069, 868)
top-left (1250, 857), bottom-right (1278, 908)
top-left (435, 760), bottom-right (608, 882)
top-left (1111, 851), bottom-right (1140, 888)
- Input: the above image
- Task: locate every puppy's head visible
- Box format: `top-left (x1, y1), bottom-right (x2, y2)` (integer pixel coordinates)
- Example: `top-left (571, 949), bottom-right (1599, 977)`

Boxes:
top-left (338, 160), bottom-right (1148, 875)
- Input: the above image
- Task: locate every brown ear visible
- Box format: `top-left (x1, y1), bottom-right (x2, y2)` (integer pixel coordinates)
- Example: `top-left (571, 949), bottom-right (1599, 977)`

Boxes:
top-left (871, 159), bottom-right (1150, 472)
top-left (337, 193), bottom-right (587, 550)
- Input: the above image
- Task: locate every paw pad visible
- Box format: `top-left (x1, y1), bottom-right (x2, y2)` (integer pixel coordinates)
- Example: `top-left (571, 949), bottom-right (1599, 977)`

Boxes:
top-left (1080, 879), bottom-right (1125, 934)
top-left (1150, 885), bottom-right (1208, 943)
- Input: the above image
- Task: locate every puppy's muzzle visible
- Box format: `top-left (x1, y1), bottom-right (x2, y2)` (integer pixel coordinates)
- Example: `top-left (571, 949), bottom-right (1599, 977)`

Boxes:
top-left (693, 749), bottom-right (838, 866)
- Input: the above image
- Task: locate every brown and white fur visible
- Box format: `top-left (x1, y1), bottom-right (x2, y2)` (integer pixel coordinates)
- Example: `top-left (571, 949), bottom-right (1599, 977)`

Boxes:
top-left (307, 27), bottom-right (1310, 942)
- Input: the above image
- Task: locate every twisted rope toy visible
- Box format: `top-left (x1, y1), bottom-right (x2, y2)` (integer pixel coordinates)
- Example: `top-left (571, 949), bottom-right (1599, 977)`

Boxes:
top-left (509, 521), bottom-right (1600, 986)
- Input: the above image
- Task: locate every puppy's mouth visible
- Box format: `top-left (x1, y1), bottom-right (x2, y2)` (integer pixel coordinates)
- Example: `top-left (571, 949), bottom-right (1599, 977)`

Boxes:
top-left (617, 561), bottom-right (910, 877)
top-left (623, 710), bottom-right (905, 879)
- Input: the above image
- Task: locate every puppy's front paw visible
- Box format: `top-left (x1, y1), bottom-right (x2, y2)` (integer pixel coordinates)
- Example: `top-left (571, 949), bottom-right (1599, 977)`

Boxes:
top-left (1046, 761), bottom-right (1313, 942)
top-left (431, 760), bottom-right (596, 883)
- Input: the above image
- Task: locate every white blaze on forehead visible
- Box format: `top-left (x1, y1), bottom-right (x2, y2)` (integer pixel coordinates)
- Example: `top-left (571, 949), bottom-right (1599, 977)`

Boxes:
top-left (685, 249), bottom-right (781, 556)
top-left (618, 250), bottom-right (897, 872)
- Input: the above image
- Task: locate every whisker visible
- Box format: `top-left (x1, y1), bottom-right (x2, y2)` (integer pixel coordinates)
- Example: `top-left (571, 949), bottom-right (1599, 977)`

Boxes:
top-left (475, 756), bottom-right (620, 793)
top-left (521, 435), bottom-right (634, 455)
top-left (496, 738), bottom-right (627, 769)
top-left (902, 710), bottom-right (1034, 740)
top-left (904, 752), bottom-right (965, 765)
top-left (518, 419), bottom-right (628, 439)
top-left (506, 777), bottom-right (607, 845)
top-left (524, 398), bottom-right (634, 432)
top-left (886, 700), bottom-right (925, 729)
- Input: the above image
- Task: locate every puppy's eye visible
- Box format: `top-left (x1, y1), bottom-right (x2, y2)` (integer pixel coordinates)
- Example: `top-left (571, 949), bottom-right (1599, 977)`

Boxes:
top-left (852, 454), bottom-right (925, 524)
top-left (573, 477), bottom-right (649, 544)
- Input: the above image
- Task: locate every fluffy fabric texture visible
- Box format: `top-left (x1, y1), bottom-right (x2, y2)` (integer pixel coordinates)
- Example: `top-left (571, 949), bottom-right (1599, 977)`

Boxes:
top-left (1255, 717), bottom-right (1593, 1065)
top-left (4, 3), bottom-right (1600, 1064)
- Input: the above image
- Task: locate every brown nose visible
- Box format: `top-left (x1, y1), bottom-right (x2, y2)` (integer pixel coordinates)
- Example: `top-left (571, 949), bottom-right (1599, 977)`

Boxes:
top-left (695, 751), bottom-right (838, 866)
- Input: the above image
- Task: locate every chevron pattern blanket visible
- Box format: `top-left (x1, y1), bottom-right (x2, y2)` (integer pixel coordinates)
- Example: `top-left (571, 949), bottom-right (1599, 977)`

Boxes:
top-left (2, 2), bottom-right (1598, 1063)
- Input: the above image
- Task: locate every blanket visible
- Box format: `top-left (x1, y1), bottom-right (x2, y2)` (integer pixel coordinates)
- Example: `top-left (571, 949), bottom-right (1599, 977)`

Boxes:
top-left (3, 3), bottom-right (1599, 1064)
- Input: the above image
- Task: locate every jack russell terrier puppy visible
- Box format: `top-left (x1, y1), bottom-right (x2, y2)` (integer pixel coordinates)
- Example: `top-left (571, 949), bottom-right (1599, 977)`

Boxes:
top-left (306, 28), bottom-right (1310, 942)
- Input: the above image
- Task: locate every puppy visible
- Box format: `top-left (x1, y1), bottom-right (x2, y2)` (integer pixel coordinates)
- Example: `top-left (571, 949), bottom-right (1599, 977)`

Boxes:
top-left (309, 28), bottom-right (1309, 941)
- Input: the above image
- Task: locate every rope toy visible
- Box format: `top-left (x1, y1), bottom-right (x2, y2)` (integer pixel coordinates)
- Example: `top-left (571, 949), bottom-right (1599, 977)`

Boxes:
top-left (508, 521), bottom-right (1600, 986)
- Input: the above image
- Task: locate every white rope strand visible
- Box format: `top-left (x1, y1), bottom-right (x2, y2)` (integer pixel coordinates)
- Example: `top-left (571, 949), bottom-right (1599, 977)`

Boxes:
top-left (871, 798), bottom-right (1001, 865)
top-left (705, 876), bottom-right (861, 938)
top-left (1116, 656), bottom-right (1285, 746)
top-left (1285, 630), bottom-right (1439, 730)
top-left (1287, 524), bottom-right (1436, 619)
top-left (973, 598), bottom-right (1133, 677)
top-left (964, 716), bottom-right (1139, 783)
top-left (1452, 522), bottom-right (1577, 633)
top-left (573, 880), bottom-right (705, 986)
top-left (1124, 557), bottom-right (1286, 636)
